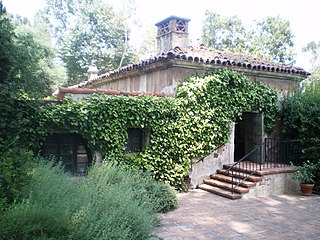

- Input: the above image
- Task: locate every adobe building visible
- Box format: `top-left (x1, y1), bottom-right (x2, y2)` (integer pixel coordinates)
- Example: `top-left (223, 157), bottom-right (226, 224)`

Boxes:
top-left (55, 16), bottom-right (309, 187)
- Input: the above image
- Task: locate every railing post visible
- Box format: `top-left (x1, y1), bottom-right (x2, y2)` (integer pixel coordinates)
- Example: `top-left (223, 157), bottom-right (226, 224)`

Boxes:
top-left (231, 169), bottom-right (233, 194)
top-left (260, 143), bottom-right (262, 171)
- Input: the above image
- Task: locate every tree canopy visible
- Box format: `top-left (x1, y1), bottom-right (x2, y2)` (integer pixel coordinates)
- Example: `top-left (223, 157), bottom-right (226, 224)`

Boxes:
top-left (40, 0), bottom-right (135, 85)
top-left (201, 11), bottom-right (247, 53)
top-left (303, 41), bottom-right (320, 68)
top-left (0, 1), bottom-right (64, 98)
top-left (202, 11), bottom-right (295, 64)
top-left (0, 2), bottom-right (18, 97)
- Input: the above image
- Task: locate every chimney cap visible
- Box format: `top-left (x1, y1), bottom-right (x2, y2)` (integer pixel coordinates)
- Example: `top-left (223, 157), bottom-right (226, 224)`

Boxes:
top-left (155, 15), bottom-right (190, 26)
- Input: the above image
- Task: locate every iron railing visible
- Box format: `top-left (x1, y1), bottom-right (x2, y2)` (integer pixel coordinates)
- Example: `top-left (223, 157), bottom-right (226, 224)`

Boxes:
top-left (227, 143), bottom-right (264, 194)
top-left (227, 138), bottom-right (301, 194)
top-left (264, 138), bottom-right (301, 167)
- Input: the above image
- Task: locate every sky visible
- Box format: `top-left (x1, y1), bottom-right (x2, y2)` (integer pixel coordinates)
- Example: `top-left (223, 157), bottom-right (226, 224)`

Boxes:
top-left (3, 0), bottom-right (319, 70)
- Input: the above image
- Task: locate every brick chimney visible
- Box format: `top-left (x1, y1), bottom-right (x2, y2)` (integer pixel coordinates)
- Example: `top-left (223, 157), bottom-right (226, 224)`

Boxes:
top-left (155, 16), bottom-right (190, 54)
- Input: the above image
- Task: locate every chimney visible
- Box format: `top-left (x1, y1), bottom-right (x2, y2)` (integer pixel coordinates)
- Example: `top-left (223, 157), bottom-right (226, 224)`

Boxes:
top-left (87, 66), bottom-right (98, 80)
top-left (155, 16), bottom-right (190, 54)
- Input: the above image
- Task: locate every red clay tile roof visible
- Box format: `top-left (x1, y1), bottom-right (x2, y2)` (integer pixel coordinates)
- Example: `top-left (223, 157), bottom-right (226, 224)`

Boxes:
top-left (71, 45), bottom-right (310, 88)
top-left (56, 87), bottom-right (172, 100)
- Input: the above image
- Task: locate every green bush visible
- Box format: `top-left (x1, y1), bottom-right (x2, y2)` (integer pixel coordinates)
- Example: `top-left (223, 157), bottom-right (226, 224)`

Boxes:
top-left (0, 202), bottom-right (70, 240)
top-left (0, 160), bottom-right (177, 240)
top-left (86, 162), bottom-right (178, 213)
top-left (69, 183), bottom-right (156, 240)
top-left (282, 80), bottom-right (320, 190)
top-left (0, 148), bottom-right (36, 211)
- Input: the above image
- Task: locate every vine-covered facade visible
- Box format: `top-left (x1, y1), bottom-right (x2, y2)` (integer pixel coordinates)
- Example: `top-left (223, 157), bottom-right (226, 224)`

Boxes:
top-left (34, 16), bottom-right (308, 189)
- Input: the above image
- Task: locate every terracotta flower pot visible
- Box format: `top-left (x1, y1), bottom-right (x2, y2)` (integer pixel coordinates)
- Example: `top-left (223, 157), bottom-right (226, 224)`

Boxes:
top-left (300, 183), bottom-right (314, 196)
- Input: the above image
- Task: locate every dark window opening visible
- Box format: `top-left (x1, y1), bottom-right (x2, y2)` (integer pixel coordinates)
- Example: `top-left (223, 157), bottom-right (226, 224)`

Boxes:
top-left (126, 128), bottom-right (148, 153)
top-left (41, 133), bottom-right (92, 176)
top-left (158, 21), bottom-right (170, 35)
top-left (176, 19), bottom-right (187, 32)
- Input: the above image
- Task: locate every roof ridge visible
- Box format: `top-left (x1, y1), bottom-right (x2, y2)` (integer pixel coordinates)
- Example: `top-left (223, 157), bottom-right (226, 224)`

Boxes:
top-left (68, 45), bottom-right (309, 89)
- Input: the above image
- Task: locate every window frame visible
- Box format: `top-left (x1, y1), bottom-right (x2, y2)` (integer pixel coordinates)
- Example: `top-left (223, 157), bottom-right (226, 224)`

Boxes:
top-left (41, 132), bottom-right (92, 176)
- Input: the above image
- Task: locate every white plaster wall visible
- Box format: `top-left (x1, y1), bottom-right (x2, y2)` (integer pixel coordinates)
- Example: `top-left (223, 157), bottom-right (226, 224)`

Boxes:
top-left (139, 75), bottom-right (147, 92)
top-left (68, 93), bottom-right (91, 101)
top-left (189, 124), bottom-right (235, 188)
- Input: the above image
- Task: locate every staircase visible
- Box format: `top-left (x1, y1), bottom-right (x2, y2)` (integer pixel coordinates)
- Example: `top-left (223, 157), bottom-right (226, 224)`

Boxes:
top-left (198, 164), bottom-right (263, 199)
top-left (197, 139), bottom-right (301, 199)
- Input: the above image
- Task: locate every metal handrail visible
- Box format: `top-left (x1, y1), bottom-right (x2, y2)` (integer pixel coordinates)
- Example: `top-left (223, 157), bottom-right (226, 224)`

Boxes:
top-left (226, 143), bottom-right (263, 171)
top-left (227, 138), bottom-right (301, 194)
top-left (227, 143), bottom-right (264, 194)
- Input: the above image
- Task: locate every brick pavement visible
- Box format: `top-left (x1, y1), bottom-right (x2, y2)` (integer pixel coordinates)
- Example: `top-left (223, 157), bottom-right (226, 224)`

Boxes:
top-left (152, 189), bottom-right (320, 240)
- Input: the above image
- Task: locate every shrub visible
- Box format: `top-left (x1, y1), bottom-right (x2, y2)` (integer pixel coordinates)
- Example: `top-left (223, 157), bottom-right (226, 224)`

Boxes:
top-left (0, 160), bottom-right (177, 239)
top-left (69, 183), bottom-right (156, 240)
top-left (291, 160), bottom-right (320, 184)
top-left (0, 148), bottom-right (36, 211)
top-left (282, 80), bottom-right (320, 190)
top-left (0, 161), bottom-right (75, 240)
top-left (86, 162), bottom-right (178, 213)
top-left (0, 202), bottom-right (69, 240)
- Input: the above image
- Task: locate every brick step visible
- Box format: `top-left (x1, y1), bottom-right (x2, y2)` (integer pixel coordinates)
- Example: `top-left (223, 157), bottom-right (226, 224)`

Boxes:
top-left (210, 174), bottom-right (256, 188)
top-left (223, 164), bottom-right (263, 176)
top-left (217, 169), bottom-right (263, 182)
top-left (197, 184), bottom-right (242, 200)
top-left (203, 179), bottom-right (249, 193)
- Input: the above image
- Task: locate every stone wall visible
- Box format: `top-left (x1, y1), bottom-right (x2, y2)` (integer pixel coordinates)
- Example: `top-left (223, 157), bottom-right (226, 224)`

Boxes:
top-left (242, 172), bottom-right (300, 199)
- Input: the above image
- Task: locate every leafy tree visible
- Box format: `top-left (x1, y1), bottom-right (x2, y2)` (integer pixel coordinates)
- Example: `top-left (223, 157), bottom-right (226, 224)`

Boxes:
top-left (301, 41), bottom-right (320, 85)
top-left (41, 0), bottom-right (135, 85)
top-left (0, 1), bottom-right (18, 97)
top-left (282, 79), bottom-right (320, 190)
top-left (134, 25), bottom-right (157, 61)
top-left (0, 1), bottom-right (66, 98)
top-left (202, 12), bottom-right (295, 64)
top-left (202, 10), bottom-right (247, 53)
top-left (13, 18), bottom-right (67, 98)
top-left (303, 41), bottom-right (320, 67)
top-left (250, 16), bottom-right (295, 63)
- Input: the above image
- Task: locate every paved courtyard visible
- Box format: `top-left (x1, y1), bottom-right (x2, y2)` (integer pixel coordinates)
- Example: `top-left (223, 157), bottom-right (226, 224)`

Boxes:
top-left (153, 189), bottom-right (320, 240)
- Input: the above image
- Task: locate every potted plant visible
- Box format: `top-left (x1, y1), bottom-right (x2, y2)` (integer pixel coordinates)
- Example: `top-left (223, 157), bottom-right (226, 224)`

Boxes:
top-left (291, 161), bottom-right (319, 196)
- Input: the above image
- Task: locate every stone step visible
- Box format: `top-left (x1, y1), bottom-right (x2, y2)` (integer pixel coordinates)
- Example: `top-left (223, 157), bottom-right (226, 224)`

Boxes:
top-left (197, 184), bottom-right (242, 200)
top-left (210, 174), bottom-right (256, 188)
top-left (203, 179), bottom-right (249, 193)
top-left (217, 169), bottom-right (263, 182)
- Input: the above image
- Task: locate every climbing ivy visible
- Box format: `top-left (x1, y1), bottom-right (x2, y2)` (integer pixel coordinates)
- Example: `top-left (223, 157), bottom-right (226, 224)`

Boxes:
top-left (3, 70), bottom-right (277, 190)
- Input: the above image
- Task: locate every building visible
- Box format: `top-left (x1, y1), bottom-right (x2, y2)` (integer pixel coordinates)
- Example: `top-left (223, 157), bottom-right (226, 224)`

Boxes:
top-left (54, 16), bottom-right (309, 186)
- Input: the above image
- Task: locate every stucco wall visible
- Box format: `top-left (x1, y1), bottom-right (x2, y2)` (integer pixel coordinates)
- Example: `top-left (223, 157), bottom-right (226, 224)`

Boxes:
top-left (92, 63), bottom-right (301, 98)
top-left (242, 173), bottom-right (300, 199)
top-left (189, 124), bottom-right (235, 188)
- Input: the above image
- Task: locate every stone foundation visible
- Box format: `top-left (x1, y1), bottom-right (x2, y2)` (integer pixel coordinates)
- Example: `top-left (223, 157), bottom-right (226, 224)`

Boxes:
top-left (242, 172), bottom-right (300, 199)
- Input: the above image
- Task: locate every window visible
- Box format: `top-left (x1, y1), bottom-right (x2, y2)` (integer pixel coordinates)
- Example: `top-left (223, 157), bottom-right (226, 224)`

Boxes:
top-left (126, 128), bottom-right (148, 153)
top-left (158, 21), bottom-right (170, 36)
top-left (176, 19), bottom-right (187, 32)
top-left (41, 133), bottom-right (92, 176)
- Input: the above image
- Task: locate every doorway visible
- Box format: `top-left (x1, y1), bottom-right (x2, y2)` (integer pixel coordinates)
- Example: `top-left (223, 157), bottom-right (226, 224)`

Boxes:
top-left (234, 112), bottom-right (263, 163)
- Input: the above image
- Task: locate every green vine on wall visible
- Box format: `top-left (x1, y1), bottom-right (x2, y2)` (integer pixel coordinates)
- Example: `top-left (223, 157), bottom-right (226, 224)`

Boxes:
top-left (4, 70), bottom-right (277, 190)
